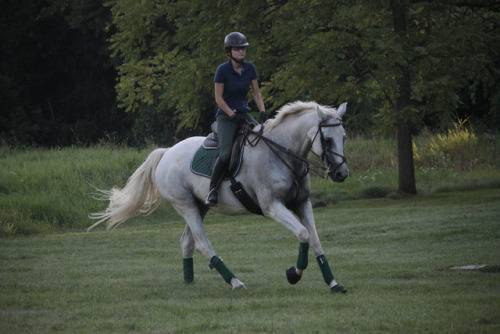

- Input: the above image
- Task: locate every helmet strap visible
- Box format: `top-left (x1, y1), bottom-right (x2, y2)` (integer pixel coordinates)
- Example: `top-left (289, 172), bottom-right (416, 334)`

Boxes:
top-left (226, 49), bottom-right (244, 64)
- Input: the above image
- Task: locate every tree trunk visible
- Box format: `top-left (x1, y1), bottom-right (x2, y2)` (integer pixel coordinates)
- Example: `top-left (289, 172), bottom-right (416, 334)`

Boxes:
top-left (391, 0), bottom-right (417, 194)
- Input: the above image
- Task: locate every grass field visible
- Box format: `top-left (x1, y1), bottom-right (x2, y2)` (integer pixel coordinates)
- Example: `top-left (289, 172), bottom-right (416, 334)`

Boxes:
top-left (1, 188), bottom-right (499, 333)
top-left (1, 129), bottom-right (499, 332)
top-left (0, 127), bottom-right (498, 236)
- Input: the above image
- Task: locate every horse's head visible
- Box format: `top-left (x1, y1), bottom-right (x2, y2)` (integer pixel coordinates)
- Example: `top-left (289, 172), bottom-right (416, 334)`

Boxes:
top-left (312, 103), bottom-right (349, 182)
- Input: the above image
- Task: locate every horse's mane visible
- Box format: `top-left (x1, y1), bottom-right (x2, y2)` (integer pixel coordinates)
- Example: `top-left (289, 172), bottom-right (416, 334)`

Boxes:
top-left (264, 101), bottom-right (340, 131)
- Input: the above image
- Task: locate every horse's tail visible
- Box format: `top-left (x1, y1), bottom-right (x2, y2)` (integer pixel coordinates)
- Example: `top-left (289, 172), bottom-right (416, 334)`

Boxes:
top-left (88, 148), bottom-right (168, 232)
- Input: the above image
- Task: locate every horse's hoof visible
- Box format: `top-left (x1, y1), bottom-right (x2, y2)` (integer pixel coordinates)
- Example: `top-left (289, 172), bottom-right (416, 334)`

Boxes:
top-left (230, 278), bottom-right (246, 290)
top-left (233, 284), bottom-right (246, 291)
top-left (286, 266), bottom-right (302, 284)
top-left (330, 284), bottom-right (347, 293)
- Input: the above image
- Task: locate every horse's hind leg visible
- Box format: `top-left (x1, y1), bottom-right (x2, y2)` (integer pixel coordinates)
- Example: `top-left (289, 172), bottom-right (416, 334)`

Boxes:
top-left (180, 226), bottom-right (195, 283)
top-left (174, 200), bottom-right (245, 290)
top-left (180, 202), bottom-right (208, 284)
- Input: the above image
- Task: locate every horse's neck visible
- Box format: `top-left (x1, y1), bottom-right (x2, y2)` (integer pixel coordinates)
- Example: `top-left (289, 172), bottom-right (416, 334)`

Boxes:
top-left (265, 113), bottom-right (315, 157)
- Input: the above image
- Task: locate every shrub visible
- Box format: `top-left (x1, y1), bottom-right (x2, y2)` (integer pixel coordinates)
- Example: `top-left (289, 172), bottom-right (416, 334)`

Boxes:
top-left (413, 120), bottom-right (489, 171)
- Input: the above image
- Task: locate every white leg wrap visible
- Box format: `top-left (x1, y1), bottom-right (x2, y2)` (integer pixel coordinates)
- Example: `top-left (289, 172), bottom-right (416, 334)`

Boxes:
top-left (329, 279), bottom-right (338, 288)
top-left (295, 268), bottom-right (303, 276)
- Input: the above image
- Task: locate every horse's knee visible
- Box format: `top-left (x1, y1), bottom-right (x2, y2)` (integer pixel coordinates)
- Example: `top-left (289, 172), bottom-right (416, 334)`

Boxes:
top-left (297, 226), bottom-right (309, 243)
top-left (195, 242), bottom-right (216, 260)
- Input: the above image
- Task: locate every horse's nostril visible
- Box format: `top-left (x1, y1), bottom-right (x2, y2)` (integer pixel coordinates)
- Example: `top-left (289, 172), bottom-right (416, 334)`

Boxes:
top-left (333, 170), bottom-right (348, 182)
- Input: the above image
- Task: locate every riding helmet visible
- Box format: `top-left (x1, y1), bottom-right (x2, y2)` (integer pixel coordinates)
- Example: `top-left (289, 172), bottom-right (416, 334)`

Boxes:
top-left (224, 32), bottom-right (249, 50)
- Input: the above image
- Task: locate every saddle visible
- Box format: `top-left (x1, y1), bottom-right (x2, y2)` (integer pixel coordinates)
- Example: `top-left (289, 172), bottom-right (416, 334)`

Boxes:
top-left (191, 122), bottom-right (247, 178)
top-left (190, 122), bottom-right (263, 215)
top-left (202, 122), bottom-right (247, 174)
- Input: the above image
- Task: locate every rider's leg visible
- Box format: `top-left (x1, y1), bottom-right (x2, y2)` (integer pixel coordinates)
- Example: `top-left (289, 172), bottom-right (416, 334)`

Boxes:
top-left (205, 157), bottom-right (227, 206)
top-left (205, 113), bottom-right (238, 206)
top-left (216, 113), bottom-right (239, 163)
top-left (242, 113), bottom-right (258, 126)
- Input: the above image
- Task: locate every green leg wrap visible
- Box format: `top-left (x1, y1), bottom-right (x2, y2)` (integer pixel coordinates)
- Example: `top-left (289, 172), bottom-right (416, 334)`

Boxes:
top-left (297, 242), bottom-right (309, 270)
top-left (183, 258), bottom-right (194, 283)
top-left (317, 254), bottom-right (335, 285)
top-left (210, 256), bottom-right (236, 284)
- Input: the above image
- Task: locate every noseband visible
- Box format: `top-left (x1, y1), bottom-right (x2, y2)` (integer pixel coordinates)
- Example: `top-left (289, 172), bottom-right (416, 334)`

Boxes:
top-left (311, 121), bottom-right (347, 176)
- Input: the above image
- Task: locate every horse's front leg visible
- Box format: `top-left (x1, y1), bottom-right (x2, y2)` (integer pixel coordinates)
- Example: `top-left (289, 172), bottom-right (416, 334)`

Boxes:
top-left (291, 199), bottom-right (347, 293)
top-left (263, 202), bottom-right (313, 281)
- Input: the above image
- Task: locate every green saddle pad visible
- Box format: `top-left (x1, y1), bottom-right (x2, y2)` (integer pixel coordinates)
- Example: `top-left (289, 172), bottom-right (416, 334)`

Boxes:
top-left (190, 145), bottom-right (244, 179)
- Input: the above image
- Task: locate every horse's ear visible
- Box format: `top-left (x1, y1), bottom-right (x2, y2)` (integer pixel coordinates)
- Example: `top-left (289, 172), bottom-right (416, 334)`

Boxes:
top-left (337, 102), bottom-right (347, 118)
top-left (316, 105), bottom-right (328, 122)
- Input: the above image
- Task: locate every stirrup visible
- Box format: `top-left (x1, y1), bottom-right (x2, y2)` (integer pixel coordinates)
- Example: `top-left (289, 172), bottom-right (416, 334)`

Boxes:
top-left (205, 188), bottom-right (218, 207)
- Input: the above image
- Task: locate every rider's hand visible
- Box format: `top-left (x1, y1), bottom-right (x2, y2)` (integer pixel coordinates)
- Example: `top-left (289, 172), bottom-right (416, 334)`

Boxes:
top-left (260, 112), bottom-right (268, 123)
top-left (231, 113), bottom-right (247, 126)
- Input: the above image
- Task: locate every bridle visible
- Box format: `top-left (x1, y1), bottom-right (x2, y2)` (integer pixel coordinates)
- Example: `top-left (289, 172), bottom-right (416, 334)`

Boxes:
top-left (310, 120), bottom-right (347, 177)
top-left (246, 120), bottom-right (346, 180)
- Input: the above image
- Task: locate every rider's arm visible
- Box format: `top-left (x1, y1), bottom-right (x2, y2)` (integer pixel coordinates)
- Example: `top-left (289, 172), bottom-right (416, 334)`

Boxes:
top-left (251, 79), bottom-right (265, 113)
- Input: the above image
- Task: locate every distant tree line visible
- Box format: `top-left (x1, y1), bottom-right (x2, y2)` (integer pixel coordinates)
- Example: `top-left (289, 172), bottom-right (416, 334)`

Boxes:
top-left (2, 0), bottom-right (499, 149)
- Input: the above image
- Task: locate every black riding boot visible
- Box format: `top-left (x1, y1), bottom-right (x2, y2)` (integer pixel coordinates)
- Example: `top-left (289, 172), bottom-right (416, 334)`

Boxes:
top-left (205, 158), bottom-right (227, 207)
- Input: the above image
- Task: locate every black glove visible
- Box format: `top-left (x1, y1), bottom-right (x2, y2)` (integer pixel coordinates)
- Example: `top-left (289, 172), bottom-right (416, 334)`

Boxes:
top-left (260, 112), bottom-right (268, 123)
top-left (231, 113), bottom-right (247, 126)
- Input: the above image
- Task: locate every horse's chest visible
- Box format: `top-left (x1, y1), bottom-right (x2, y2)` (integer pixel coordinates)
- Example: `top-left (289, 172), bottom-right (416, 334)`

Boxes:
top-left (282, 178), bottom-right (310, 206)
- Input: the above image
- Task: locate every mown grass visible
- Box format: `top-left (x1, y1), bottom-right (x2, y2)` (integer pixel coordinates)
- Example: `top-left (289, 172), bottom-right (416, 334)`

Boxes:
top-left (1, 189), bottom-right (499, 333)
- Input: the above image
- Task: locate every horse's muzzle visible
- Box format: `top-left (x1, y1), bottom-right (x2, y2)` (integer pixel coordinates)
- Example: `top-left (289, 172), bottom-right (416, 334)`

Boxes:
top-left (329, 165), bottom-right (349, 183)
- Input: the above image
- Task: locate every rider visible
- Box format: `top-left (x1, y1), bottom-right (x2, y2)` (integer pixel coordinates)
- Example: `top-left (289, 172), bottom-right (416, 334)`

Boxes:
top-left (205, 32), bottom-right (268, 207)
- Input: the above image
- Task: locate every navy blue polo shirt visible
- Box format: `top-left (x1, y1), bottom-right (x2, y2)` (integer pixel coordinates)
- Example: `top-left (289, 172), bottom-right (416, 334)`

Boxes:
top-left (214, 60), bottom-right (258, 116)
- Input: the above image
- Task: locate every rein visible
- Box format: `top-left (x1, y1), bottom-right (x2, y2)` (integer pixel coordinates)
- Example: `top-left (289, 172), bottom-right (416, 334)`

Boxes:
top-left (245, 122), bottom-right (343, 180)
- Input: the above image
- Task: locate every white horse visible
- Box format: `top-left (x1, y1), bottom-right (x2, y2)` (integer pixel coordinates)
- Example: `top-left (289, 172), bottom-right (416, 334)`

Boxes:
top-left (89, 101), bottom-right (349, 293)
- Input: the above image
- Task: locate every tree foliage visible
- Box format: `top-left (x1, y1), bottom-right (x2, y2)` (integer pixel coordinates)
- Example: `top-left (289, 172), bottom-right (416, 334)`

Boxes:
top-left (104, 0), bottom-right (499, 136)
top-left (1, 1), bottom-right (499, 191)
top-left (103, 0), bottom-right (499, 193)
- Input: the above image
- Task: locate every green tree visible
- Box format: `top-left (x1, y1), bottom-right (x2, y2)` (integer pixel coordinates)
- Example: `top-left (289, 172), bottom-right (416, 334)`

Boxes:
top-left (258, 0), bottom-right (499, 193)
top-left (107, 0), bottom-right (499, 192)
top-left (106, 0), bottom-right (272, 137)
top-left (391, 0), bottom-right (416, 193)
